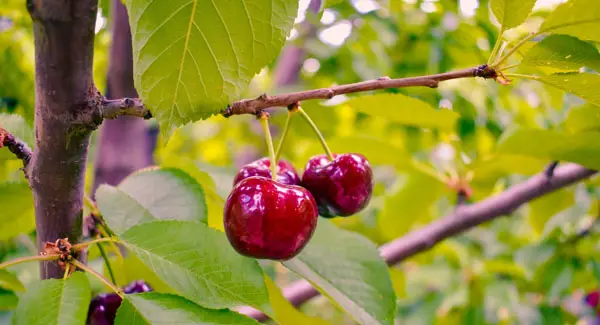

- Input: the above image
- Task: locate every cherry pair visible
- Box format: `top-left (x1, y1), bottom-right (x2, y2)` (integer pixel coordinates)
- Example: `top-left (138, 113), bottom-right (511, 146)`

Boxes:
top-left (87, 280), bottom-right (152, 325)
top-left (224, 153), bottom-right (373, 261)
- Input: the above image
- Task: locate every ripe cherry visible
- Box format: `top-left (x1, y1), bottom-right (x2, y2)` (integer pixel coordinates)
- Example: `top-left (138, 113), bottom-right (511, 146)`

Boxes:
top-left (233, 157), bottom-right (300, 186)
top-left (224, 176), bottom-right (318, 260)
top-left (301, 153), bottom-right (373, 218)
top-left (86, 280), bottom-right (152, 325)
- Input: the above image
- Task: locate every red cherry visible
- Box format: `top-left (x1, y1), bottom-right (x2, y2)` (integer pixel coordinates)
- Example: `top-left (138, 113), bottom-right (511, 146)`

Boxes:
top-left (233, 157), bottom-right (300, 186)
top-left (224, 176), bottom-right (318, 260)
top-left (301, 153), bottom-right (373, 218)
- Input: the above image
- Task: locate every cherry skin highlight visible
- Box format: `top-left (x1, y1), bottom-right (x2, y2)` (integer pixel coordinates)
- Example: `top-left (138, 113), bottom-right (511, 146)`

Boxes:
top-left (224, 176), bottom-right (318, 260)
top-left (301, 153), bottom-right (373, 218)
top-left (233, 157), bottom-right (300, 186)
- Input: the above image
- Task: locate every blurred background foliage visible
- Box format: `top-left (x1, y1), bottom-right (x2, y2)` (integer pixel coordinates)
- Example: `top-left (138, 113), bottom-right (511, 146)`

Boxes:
top-left (1, 0), bottom-right (600, 323)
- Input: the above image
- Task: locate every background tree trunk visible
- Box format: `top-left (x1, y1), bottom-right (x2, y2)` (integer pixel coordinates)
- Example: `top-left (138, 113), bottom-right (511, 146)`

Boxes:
top-left (92, 0), bottom-right (153, 193)
top-left (28, 0), bottom-right (100, 279)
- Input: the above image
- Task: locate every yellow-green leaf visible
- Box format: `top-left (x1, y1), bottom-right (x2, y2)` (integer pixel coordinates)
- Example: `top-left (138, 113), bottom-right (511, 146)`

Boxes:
top-left (538, 72), bottom-right (600, 108)
top-left (265, 275), bottom-right (331, 325)
top-left (540, 0), bottom-right (600, 43)
top-left (528, 188), bottom-right (574, 236)
top-left (564, 104), bottom-right (600, 133)
top-left (491, 0), bottom-right (536, 30)
top-left (522, 35), bottom-right (600, 71)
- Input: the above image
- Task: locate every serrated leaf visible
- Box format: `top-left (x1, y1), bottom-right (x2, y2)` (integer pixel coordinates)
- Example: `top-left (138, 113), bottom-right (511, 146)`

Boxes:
top-left (528, 188), bottom-right (574, 236)
top-left (125, 0), bottom-right (299, 139)
top-left (120, 220), bottom-right (269, 310)
top-left (97, 167), bottom-right (207, 234)
top-left (490, 0), bottom-right (536, 30)
top-left (377, 172), bottom-right (444, 241)
top-left (13, 272), bottom-right (91, 325)
top-left (540, 0), bottom-right (600, 43)
top-left (0, 182), bottom-right (34, 241)
top-left (0, 113), bottom-right (33, 161)
top-left (115, 293), bottom-right (260, 325)
top-left (522, 35), bottom-right (600, 71)
top-left (347, 93), bottom-right (459, 131)
top-left (0, 270), bottom-right (24, 292)
top-left (264, 275), bottom-right (331, 325)
top-left (109, 253), bottom-right (174, 293)
top-left (283, 220), bottom-right (396, 325)
top-left (564, 104), bottom-right (600, 133)
top-left (537, 73), bottom-right (600, 108)
top-left (497, 128), bottom-right (600, 169)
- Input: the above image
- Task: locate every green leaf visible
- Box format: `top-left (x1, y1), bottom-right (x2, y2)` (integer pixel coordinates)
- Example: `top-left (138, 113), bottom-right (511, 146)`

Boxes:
top-left (0, 113), bottom-right (33, 161)
top-left (13, 272), bottom-right (91, 325)
top-left (115, 293), bottom-right (260, 325)
top-left (528, 188), bottom-right (574, 236)
top-left (490, 0), bottom-right (536, 30)
top-left (0, 270), bottom-right (25, 292)
top-left (97, 167), bottom-right (207, 234)
top-left (540, 0), bottom-right (600, 43)
top-left (377, 172), bottom-right (445, 241)
top-left (0, 182), bottom-right (34, 241)
top-left (538, 73), bottom-right (600, 108)
top-left (283, 220), bottom-right (396, 325)
top-left (264, 275), bottom-right (331, 325)
top-left (125, 0), bottom-right (299, 138)
top-left (0, 289), bottom-right (18, 311)
top-left (110, 253), bottom-right (175, 293)
top-left (564, 104), bottom-right (600, 133)
top-left (347, 93), bottom-right (459, 131)
top-left (497, 128), bottom-right (600, 169)
top-left (120, 220), bottom-right (269, 310)
top-left (522, 35), bottom-right (600, 71)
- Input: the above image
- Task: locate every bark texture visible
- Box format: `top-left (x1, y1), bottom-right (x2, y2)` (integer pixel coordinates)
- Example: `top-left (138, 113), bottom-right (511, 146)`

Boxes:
top-left (93, 0), bottom-right (152, 192)
top-left (27, 0), bottom-right (101, 279)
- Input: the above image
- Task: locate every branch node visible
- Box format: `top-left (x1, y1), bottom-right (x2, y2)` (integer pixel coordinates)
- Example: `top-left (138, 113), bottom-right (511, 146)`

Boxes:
top-left (258, 93), bottom-right (269, 101)
top-left (0, 127), bottom-right (32, 178)
top-left (287, 102), bottom-right (300, 112)
top-left (326, 89), bottom-right (335, 99)
top-left (545, 161), bottom-right (560, 179)
top-left (377, 76), bottom-right (391, 81)
top-left (101, 97), bottom-right (151, 120)
top-left (474, 64), bottom-right (498, 79)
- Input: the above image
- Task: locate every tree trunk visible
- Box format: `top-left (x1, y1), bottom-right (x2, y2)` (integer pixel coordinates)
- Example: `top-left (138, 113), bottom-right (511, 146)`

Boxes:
top-left (27, 0), bottom-right (101, 279)
top-left (92, 0), bottom-right (152, 192)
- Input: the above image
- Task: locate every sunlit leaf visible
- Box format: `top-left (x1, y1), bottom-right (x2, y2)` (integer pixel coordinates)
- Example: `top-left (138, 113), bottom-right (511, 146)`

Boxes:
top-left (125, 0), bottom-right (299, 139)
top-left (346, 93), bottom-right (459, 131)
top-left (0, 270), bottom-right (25, 292)
top-left (528, 188), bottom-right (574, 236)
top-left (0, 182), bottom-right (34, 240)
top-left (115, 293), bottom-right (260, 325)
top-left (497, 128), bottom-right (600, 169)
top-left (13, 272), bottom-right (91, 325)
top-left (564, 104), bottom-right (600, 133)
top-left (120, 220), bottom-right (269, 310)
top-left (522, 35), bottom-right (600, 71)
top-left (537, 73), bottom-right (600, 108)
top-left (283, 220), bottom-right (396, 325)
top-left (0, 289), bottom-right (18, 311)
top-left (490, 0), bottom-right (536, 29)
top-left (540, 0), bottom-right (600, 43)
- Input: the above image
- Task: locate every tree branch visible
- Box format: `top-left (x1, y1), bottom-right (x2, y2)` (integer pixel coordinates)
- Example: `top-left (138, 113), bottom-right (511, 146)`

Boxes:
top-left (224, 65), bottom-right (497, 116)
top-left (101, 97), bottom-right (152, 119)
top-left (240, 163), bottom-right (597, 321)
top-left (0, 127), bottom-right (32, 173)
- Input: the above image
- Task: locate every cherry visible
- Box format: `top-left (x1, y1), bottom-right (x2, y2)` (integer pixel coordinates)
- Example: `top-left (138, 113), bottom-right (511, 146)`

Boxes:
top-left (86, 280), bottom-right (152, 325)
top-left (301, 153), bottom-right (373, 218)
top-left (233, 157), bottom-right (300, 186)
top-left (224, 176), bottom-right (318, 260)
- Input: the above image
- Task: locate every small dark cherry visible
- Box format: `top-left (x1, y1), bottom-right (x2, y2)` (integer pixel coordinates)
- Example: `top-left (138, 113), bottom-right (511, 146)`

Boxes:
top-left (224, 176), bottom-right (318, 260)
top-left (301, 153), bottom-right (373, 218)
top-left (86, 280), bottom-right (152, 325)
top-left (233, 157), bottom-right (300, 186)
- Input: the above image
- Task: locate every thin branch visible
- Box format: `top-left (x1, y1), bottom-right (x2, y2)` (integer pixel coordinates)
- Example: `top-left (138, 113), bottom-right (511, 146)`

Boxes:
top-left (224, 65), bottom-right (497, 116)
top-left (101, 97), bottom-right (152, 119)
top-left (240, 163), bottom-right (597, 321)
top-left (0, 127), bottom-right (32, 176)
top-left (72, 237), bottom-right (119, 252)
top-left (0, 254), bottom-right (60, 270)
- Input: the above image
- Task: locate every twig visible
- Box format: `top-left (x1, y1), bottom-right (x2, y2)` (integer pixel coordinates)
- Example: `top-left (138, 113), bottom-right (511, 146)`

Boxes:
top-left (0, 127), bottom-right (32, 177)
top-left (0, 254), bottom-right (60, 270)
top-left (101, 97), bottom-right (152, 119)
top-left (240, 163), bottom-right (597, 321)
top-left (96, 241), bottom-right (116, 284)
top-left (72, 237), bottom-right (119, 252)
top-left (224, 66), bottom-right (496, 116)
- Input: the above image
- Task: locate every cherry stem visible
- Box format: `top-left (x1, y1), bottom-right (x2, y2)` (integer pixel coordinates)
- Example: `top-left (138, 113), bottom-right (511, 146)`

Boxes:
top-left (71, 259), bottom-right (123, 298)
top-left (297, 107), bottom-right (335, 161)
top-left (491, 32), bottom-right (537, 68)
top-left (96, 239), bottom-right (117, 284)
top-left (84, 193), bottom-right (100, 215)
top-left (63, 264), bottom-right (70, 279)
top-left (0, 254), bottom-right (60, 270)
top-left (259, 114), bottom-right (278, 181)
top-left (72, 237), bottom-right (119, 252)
top-left (487, 26), bottom-right (505, 65)
top-left (275, 110), bottom-right (294, 161)
top-left (98, 225), bottom-right (123, 259)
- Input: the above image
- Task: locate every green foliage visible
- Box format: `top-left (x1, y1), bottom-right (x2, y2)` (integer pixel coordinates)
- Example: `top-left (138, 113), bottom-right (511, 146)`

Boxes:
top-left (124, 0), bottom-right (299, 138)
top-left (13, 272), bottom-right (91, 325)
top-left (490, 0), bottom-right (536, 30)
top-left (540, 0), bottom-right (600, 43)
top-left (96, 167), bottom-right (207, 234)
top-left (114, 293), bottom-right (260, 325)
top-left (564, 104), bottom-right (600, 133)
top-left (283, 220), bottom-right (396, 325)
top-left (538, 73), bottom-right (600, 107)
top-left (0, 182), bottom-right (34, 241)
top-left (119, 220), bottom-right (269, 310)
top-left (521, 35), bottom-right (600, 72)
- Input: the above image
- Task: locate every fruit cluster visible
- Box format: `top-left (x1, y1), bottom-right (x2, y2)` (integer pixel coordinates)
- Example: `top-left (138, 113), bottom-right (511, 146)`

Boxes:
top-left (87, 280), bottom-right (152, 325)
top-left (224, 109), bottom-right (373, 261)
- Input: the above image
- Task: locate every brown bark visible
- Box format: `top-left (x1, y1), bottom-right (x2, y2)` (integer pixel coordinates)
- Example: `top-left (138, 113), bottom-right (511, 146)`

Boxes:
top-left (27, 0), bottom-right (102, 279)
top-left (92, 0), bottom-right (152, 192)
